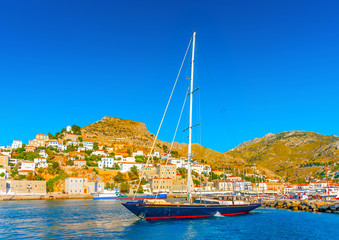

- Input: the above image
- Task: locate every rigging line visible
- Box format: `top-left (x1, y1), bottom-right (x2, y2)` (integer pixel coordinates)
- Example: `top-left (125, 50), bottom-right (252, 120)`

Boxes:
top-left (196, 43), bottom-right (238, 149)
top-left (154, 86), bottom-right (189, 200)
top-left (169, 87), bottom-right (189, 153)
top-left (133, 35), bottom-right (193, 200)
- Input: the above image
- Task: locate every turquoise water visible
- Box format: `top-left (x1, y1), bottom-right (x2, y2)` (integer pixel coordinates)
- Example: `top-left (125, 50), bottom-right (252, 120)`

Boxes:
top-left (0, 199), bottom-right (338, 239)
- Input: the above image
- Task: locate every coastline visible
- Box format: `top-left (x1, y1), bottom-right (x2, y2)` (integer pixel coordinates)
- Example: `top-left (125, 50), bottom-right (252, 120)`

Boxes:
top-left (0, 193), bottom-right (93, 201)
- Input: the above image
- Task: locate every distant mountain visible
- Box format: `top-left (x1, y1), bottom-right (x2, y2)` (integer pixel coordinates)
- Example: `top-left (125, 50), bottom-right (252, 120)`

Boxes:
top-left (226, 131), bottom-right (339, 182)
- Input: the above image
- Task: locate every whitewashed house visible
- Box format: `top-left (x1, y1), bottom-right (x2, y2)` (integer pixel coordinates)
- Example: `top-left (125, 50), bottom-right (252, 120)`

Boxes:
top-left (132, 151), bottom-right (144, 157)
top-left (122, 157), bottom-right (135, 162)
top-left (19, 161), bottom-right (36, 175)
top-left (92, 150), bottom-right (108, 157)
top-left (34, 158), bottom-right (48, 168)
top-left (58, 144), bottom-right (67, 151)
top-left (39, 150), bottom-right (48, 159)
top-left (98, 158), bottom-right (115, 169)
top-left (83, 142), bottom-right (93, 150)
top-left (48, 140), bottom-right (58, 148)
top-left (11, 140), bottom-right (22, 149)
top-left (118, 162), bottom-right (145, 173)
top-left (77, 146), bottom-right (86, 152)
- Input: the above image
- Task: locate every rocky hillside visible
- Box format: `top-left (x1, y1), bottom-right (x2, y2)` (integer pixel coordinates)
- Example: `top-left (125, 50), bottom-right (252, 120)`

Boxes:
top-left (226, 131), bottom-right (339, 182)
top-left (80, 117), bottom-right (339, 182)
top-left (80, 117), bottom-right (251, 171)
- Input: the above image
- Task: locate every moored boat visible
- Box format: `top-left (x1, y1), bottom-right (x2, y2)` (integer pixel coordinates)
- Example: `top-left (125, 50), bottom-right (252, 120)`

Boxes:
top-left (121, 31), bottom-right (262, 220)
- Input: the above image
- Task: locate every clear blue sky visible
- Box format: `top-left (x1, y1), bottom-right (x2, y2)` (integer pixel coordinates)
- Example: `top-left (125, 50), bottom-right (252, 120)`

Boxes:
top-left (0, 0), bottom-right (338, 152)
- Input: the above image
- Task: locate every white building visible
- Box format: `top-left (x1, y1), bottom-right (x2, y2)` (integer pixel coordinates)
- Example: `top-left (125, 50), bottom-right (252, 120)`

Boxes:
top-left (39, 150), bottom-right (48, 158)
top-left (66, 125), bottom-right (72, 132)
top-left (191, 164), bottom-right (211, 175)
top-left (64, 178), bottom-right (104, 194)
top-left (98, 158), bottom-right (115, 169)
top-left (118, 162), bottom-right (146, 173)
top-left (34, 158), bottom-right (48, 168)
top-left (11, 140), bottom-right (22, 149)
top-left (58, 144), bottom-right (67, 151)
top-left (122, 157), bottom-right (135, 162)
top-left (19, 161), bottom-right (36, 174)
top-left (92, 150), bottom-right (108, 157)
top-left (132, 151), bottom-right (144, 157)
top-left (169, 159), bottom-right (187, 168)
top-left (48, 140), bottom-right (58, 148)
top-left (83, 142), bottom-right (93, 150)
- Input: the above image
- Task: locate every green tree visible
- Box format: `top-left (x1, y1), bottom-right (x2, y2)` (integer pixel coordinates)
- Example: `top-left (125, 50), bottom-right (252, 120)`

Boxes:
top-left (0, 172), bottom-right (5, 178)
top-left (130, 165), bottom-right (139, 178)
top-left (78, 137), bottom-right (83, 142)
top-left (72, 125), bottom-right (81, 135)
top-left (93, 142), bottom-right (99, 151)
top-left (137, 185), bottom-right (144, 194)
top-left (66, 160), bottom-right (74, 166)
top-left (120, 183), bottom-right (130, 193)
top-left (193, 179), bottom-right (200, 186)
top-left (114, 172), bottom-right (124, 182)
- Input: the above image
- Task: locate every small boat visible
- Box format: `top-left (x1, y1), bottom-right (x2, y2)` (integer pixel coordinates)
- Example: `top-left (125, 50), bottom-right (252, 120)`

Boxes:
top-left (93, 188), bottom-right (167, 200)
top-left (121, 31), bottom-right (261, 220)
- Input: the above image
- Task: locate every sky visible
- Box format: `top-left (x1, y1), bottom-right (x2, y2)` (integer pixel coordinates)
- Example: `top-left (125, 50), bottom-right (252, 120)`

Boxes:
top-left (0, 0), bottom-right (338, 152)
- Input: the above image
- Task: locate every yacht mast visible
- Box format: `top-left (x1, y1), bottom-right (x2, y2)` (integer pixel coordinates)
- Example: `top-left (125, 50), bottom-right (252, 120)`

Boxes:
top-left (187, 31), bottom-right (196, 203)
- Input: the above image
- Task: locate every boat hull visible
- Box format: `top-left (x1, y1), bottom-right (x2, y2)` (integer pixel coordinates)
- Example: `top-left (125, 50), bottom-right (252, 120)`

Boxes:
top-left (93, 193), bottom-right (167, 200)
top-left (121, 202), bottom-right (261, 220)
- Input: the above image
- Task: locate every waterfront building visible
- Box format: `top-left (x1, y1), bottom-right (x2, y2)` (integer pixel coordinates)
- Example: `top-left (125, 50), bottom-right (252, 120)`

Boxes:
top-left (0, 155), bottom-right (9, 170)
top-left (150, 177), bottom-right (173, 193)
top-left (64, 177), bottom-right (104, 194)
top-left (0, 180), bottom-right (46, 195)
top-left (157, 163), bottom-right (176, 179)
top-left (74, 159), bottom-right (87, 168)
top-left (11, 140), bottom-right (22, 149)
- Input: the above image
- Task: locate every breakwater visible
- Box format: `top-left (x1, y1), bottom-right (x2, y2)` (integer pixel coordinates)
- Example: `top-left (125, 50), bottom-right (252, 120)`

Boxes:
top-left (262, 199), bottom-right (339, 213)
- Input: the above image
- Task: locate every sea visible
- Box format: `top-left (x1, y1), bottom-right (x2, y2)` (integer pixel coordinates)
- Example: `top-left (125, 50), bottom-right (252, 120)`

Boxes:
top-left (0, 199), bottom-right (338, 240)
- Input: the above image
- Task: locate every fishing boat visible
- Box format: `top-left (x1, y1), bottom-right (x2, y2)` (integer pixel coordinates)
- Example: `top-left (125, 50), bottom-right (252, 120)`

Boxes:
top-left (121, 31), bottom-right (261, 220)
top-left (93, 188), bottom-right (167, 200)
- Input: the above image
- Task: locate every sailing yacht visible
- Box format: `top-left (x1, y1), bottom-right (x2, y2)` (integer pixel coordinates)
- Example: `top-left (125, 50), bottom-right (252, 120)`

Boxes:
top-left (121, 31), bottom-right (261, 220)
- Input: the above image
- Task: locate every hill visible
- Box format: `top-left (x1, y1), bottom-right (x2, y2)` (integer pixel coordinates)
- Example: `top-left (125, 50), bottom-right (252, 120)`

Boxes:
top-left (226, 131), bottom-right (339, 182)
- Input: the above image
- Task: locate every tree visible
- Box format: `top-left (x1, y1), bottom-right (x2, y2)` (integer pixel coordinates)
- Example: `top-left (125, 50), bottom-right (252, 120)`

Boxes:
top-left (127, 148), bottom-right (131, 157)
top-left (93, 142), bottom-right (99, 151)
top-left (130, 166), bottom-right (139, 179)
top-left (0, 172), bottom-right (5, 178)
top-left (137, 186), bottom-right (144, 194)
top-left (78, 137), bottom-right (83, 142)
top-left (66, 160), bottom-right (74, 166)
top-left (72, 125), bottom-right (81, 135)
top-left (193, 179), bottom-right (200, 186)
top-left (120, 183), bottom-right (130, 193)
top-left (26, 172), bottom-right (36, 180)
top-left (114, 172), bottom-right (124, 182)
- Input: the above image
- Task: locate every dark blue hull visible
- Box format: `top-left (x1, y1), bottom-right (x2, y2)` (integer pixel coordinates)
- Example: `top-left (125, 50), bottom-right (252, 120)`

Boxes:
top-left (121, 202), bottom-right (261, 221)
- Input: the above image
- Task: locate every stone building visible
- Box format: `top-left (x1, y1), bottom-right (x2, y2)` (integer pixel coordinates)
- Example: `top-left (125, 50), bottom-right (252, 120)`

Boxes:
top-left (64, 177), bottom-right (104, 194)
top-left (0, 180), bottom-right (46, 195)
